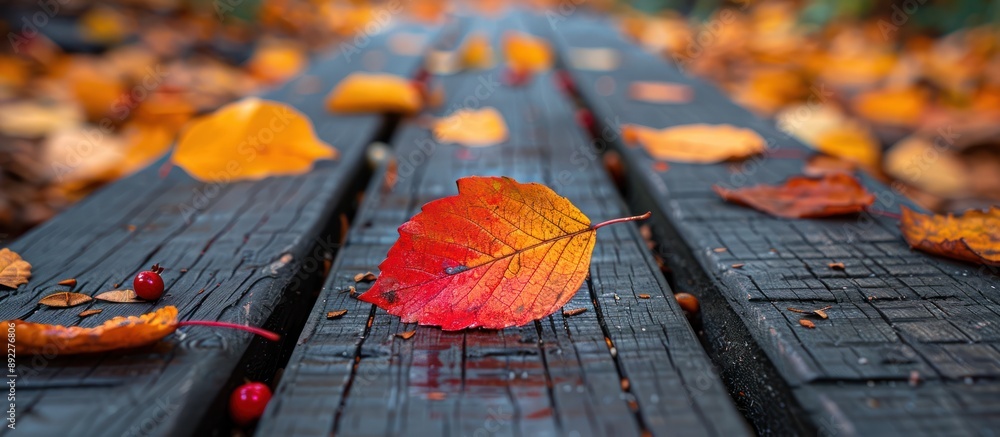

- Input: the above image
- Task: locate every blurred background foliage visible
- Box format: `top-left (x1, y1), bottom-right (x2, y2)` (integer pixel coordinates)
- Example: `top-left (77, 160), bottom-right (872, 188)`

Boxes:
top-left (0, 0), bottom-right (997, 240)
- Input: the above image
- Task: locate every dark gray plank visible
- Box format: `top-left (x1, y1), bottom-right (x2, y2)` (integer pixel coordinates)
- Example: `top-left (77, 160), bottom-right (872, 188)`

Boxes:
top-left (552, 14), bottom-right (1000, 437)
top-left (258, 12), bottom-right (748, 437)
top-left (0, 23), bottom-right (434, 437)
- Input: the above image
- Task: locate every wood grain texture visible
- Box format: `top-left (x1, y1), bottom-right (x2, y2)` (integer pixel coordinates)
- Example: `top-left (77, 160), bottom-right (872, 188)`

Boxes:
top-left (0, 24), bottom-right (433, 437)
top-left (552, 14), bottom-right (1000, 437)
top-left (258, 13), bottom-right (748, 437)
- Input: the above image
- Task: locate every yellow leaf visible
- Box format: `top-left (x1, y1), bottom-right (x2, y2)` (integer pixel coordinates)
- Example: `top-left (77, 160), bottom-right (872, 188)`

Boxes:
top-left (623, 123), bottom-right (766, 163)
top-left (246, 40), bottom-right (307, 85)
top-left (172, 98), bottom-right (337, 182)
top-left (812, 124), bottom-right (881, 170)
top-left (95, 289), bottom-right (145, 303)
top-left (885, 136), bottom-right (967, 198)
top-left (433, 107), bottom-right (509, 147)
top-left (326, 73), bottom-right (422, 115)
top-left (853, 87), bottom-right (927, 127)
top-left (503, 32), bottom-right (553, 72)
top-left (460, 33), bottom-right (495, 70)
top-left (0, 248), bottom-right (31, 289)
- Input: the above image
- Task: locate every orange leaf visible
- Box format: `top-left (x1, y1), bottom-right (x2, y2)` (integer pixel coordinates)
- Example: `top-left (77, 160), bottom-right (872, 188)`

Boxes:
top-left (10, 306), bottom-right (178, 355)
top-left (899, 206), bottom-right (1000, 266)
top-left (0, 248), bottom-right (31, 289)
top-left (38, 292), bottom-right (93, 308)
top-left (433, 107), bottom-right (509, 147)
top-left (811, 124), bottom-right (881, 170)
top-left (460, 33), bottom-right (495, 70)
top-left (629, 81), bottom-right (693, 104)
top-left (172, 98), bottom-right (337, 182)
top-left (623, 123), bottom-right (765, 163)
top-left (358, 176), bottom-right (650, 330)
top-left (503, 32), bottom-right (553, 73)
top-left (714, 174), bottom-right (875, 219)
top-left (246, 40), bottom-right (307, 85)
top-left (853, 87), bottom-right (927, 127)
top-left (326, 73), bottom-right (422, 115)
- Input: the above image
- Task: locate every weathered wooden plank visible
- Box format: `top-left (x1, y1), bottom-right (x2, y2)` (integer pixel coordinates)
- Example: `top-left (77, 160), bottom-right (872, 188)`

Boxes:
top-left (1, 23), bottom-right (434, 436)
top-left (259, 13), bottom-right (748, 437)
top-left (552, 14), bottom-right (1000, 436)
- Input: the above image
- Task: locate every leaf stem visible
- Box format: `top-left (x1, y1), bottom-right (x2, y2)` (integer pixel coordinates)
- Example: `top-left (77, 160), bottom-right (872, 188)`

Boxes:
top-left (177, 320), bottom-right (281, 341)
top-left (591, 212), bottom-right (652, 230)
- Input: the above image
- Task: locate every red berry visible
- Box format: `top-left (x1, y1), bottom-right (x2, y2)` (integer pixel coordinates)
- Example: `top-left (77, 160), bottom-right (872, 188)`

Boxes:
top-left (133, 264), bottom-right (164, 300)
top-left (230, 382), bottom-right (272, 426)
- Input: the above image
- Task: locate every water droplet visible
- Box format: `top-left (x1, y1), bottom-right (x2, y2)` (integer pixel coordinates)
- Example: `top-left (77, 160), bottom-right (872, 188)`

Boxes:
top-left (445, 265), bottom-right (469, 275)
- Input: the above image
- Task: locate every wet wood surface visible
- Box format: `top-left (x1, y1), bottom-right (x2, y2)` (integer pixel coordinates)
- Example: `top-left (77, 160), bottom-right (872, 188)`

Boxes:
top-left (256, 15), bottom-right (748, 437)
top-left (0, 24), bottom-right (433, 436)
top-left (551, 14), bottom-right (1000, 437)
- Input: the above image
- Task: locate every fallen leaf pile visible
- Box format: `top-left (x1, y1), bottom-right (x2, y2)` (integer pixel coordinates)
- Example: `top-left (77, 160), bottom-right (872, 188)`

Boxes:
top-left (622, 123), bottom-right (766, 163)
top-left (899, 206), bottom-right (1000, 266)
top-left (358, 176), bottom-right (649, 330)
top-left (714, 174), bottom-right (875, 219)
top-left (618, 2), bottom-right (1000, 213)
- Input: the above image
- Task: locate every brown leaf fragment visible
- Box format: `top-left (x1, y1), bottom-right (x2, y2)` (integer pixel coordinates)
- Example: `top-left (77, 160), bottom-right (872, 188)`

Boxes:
top-left (562, 308), bottom-right (587, 317)
top-left (828, 262), bottom-right (846, 270)
top-left (799, 319), bottom-right (816, 329)
top-left (78, 309), bottom-right (102, 318)
top-left (731, 263), bottom-right (745, 269)
top-left (0, 248), bottom-right (31, 289)
top-left (57, 278), bottom-right (77, 287)
top-left (95, 289), bottom-right (145, 303)
top-left (354, 272), bottom-right (377, 283)
top-left (396, 330), bottom-right (416, 340)
top-left (638, 294), bottom-right (651, 299)
top-left (787, 305), bottom-right (832, 319)
top-left (349, 286), bottom-right (356, 296)
top-left (427, 391), bottom-right (446, 401)
top-left (39, 292), bottom-right (92, 307)
top-left (326, 309), bottom-right (348, 320)
top-left (713, 247), bottom-right (727, 253)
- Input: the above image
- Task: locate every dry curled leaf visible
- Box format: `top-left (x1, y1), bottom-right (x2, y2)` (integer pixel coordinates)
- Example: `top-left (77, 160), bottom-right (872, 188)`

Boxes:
top-left (714, 174), bottom-right (875, 219)
top-left (799, 319), bottom-right (816, 329)
top-left (358, 176), bottom-right (649, 330)
top-left (10, 306), bottom-right (178, 355)
top-left (172, 98), bottom-right (337, 181)
top-left (433, 107), bottom-right (509, 147)
top-left (622, 123), bottom-right (765, 163)
top-left (629, 81), bottom-right (693, 104)
top-left (828, 262), bottom-right (846, 270)
top-left (78, 309), bottom-right (103, 318)
top-left (788, 305), bottom-right (832, 319)
top-left (0, 248), bottom-right (31, 289)
top-left (326, 309), bottom-right (348, 319)
top-left (899, 206), bottom-right (1000, 266)
top-left (95, 289), bottom-right (145, 303)
top-left (354, 272), bottom-right (376, 283)
top-left (396, 330), bottom-right (416, 340)
top-left (562, 308), bottom-right (587, 317)
top-left (57, 278), bottom-right (77, 287)
top-left (503, 32), bottom-right (552, 72)
top-left (326, 72), bottom-right (422, 114)
top-left (39, 292), bottom-right (93, 308)
top-left (638, 294), bottom-right (651, 299)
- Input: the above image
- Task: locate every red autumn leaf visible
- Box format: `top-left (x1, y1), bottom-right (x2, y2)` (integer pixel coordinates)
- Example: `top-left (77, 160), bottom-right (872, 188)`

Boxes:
top-left (714, 174), bottom-right (875, 219)
top-left (358, 176), bottom-right (649, 330)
